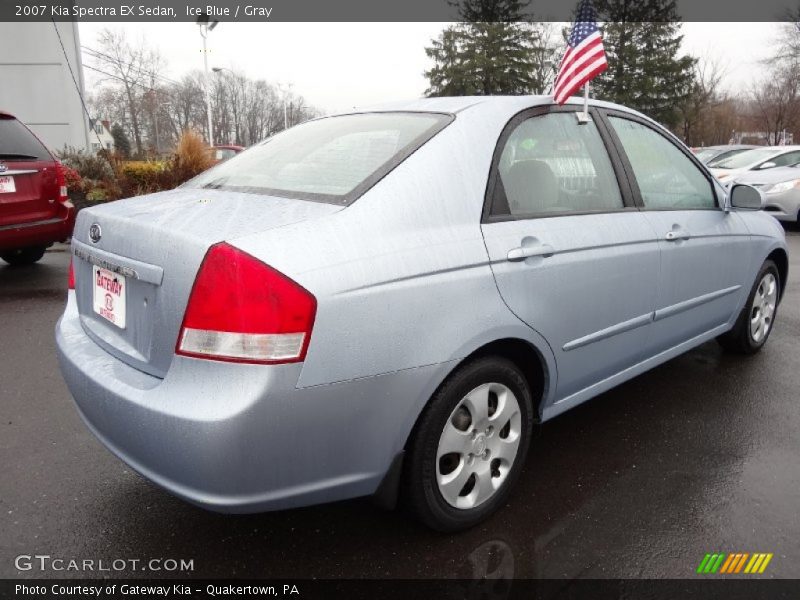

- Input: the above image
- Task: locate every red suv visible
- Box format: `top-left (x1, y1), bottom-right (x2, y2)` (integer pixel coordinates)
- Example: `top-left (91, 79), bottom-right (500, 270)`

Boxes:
top-left (0, 111), bottom-right (75, 265)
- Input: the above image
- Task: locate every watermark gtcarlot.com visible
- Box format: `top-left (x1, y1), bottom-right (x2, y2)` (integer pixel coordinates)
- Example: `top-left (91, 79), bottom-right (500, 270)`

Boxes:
top-left (15, 555), bottom-right (194, 573)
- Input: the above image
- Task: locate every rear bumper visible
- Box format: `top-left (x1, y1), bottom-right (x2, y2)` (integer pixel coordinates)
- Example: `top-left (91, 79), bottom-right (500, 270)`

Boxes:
top-left (0, 203), bottom-right (75, 251)
top-left (55, 294), bottom-right (448, 513)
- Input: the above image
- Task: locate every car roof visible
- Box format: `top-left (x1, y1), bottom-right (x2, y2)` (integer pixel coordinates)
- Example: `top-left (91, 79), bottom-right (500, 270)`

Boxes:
top-left (706, 144), bottom-right (759, 150)
top-left (334, 95), bottom-right (653, 122)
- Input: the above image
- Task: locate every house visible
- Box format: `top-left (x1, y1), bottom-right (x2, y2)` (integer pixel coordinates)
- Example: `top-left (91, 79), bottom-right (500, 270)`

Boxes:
top-left (0, 21), bottom-right (91, 152)
top-left (89, 119), bottom-right (116, 153)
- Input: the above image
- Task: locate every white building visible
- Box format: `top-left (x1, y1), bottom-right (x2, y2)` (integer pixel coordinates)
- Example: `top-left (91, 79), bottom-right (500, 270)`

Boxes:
top-left (90, 118), bottom-right (116, 153)
top-left (0, 22), bottom-right (91, 153)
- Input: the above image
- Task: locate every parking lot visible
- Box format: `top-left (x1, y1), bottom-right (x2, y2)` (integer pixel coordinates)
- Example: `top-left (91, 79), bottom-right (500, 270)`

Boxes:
top-left (1, 230), bottom-right (799, 580)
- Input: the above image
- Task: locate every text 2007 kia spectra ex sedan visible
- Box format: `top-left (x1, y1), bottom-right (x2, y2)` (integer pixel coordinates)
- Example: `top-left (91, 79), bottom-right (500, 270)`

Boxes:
top-left (56, 96), bottom-right (788, 531)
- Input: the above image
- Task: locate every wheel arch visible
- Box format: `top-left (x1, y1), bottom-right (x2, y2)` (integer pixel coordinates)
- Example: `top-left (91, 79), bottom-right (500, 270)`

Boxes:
top-left (406, 337), bottom-right (552, 450)
top-left (375, 334), bottom-right (554, 511)
top-left (767, 247), bottom-right (789, 302)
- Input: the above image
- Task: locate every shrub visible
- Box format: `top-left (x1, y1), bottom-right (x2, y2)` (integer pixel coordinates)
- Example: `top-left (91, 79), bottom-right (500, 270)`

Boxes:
top-left (61, 165), bottom-right (82, 191)
top-left (172, 129), bottom-right (214, 182)
top-left (57, 147), bottom-right (115, 182)
top-left (58, 131), bottom-right (216, 207)
top-left (120, 161), bottom-right (168, 192)
top-left (86, 188), bottom-right (107, 203)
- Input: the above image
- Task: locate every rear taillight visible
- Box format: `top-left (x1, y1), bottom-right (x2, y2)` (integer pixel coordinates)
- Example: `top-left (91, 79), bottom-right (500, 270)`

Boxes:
top-left (55, 162), bottom-right (69, 203)
top-left (67, 258), bottom-right (75, 290)
top-left (176, 243), bottom-right (316, 364)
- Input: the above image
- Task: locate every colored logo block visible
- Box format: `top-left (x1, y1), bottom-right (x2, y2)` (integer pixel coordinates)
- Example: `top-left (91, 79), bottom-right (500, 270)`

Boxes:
top-left (697, 553), bottom-right (773, 574)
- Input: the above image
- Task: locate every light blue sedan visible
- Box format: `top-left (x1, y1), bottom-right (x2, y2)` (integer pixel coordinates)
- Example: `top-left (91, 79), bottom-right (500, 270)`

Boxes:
top-left (56, 96), bottom-right (788, 531)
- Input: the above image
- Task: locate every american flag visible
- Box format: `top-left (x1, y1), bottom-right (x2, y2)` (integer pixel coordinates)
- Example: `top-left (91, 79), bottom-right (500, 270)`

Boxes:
top-left (552, 0), bottom-right (608, 105)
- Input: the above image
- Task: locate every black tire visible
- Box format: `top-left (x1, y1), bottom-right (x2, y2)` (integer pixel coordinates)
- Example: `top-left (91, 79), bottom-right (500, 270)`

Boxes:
top-left (403, 356), bottom-right (534, 532)
top-left (0, 246), bottom-right (47, 266)
top-left (717, 259), bottom-right (780, 354)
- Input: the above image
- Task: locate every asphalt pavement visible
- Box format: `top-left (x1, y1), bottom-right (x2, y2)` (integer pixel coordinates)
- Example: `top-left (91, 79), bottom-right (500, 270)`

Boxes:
top-left (1, 230), bottom-right (799, 580)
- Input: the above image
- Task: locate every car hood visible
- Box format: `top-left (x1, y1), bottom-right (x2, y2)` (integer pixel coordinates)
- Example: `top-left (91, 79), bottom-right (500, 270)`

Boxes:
top-left (710, 167), bottom-right (747, 181)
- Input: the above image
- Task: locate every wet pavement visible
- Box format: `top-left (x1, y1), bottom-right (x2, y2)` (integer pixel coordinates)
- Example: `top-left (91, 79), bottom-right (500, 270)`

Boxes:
top-left (1, 231), bottom-right (799, 580)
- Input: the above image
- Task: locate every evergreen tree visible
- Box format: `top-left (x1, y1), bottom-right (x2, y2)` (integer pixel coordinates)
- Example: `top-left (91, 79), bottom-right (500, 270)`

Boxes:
top-left (592, 0), bottom-right (696, 128)
top-left (424, 0), bottom-right (554, 96)
top-left (110, 123), bottom-right (132, 158)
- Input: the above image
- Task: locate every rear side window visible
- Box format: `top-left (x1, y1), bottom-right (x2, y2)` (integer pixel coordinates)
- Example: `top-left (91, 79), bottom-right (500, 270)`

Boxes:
top-left (0, 117), bottom-right (52, 161)
top-left (608, 116), bottom-right (716, 210)
top-left (186, 112), bottom-right (452, 204)
top-left (493, 112), bottom-right (623, 217)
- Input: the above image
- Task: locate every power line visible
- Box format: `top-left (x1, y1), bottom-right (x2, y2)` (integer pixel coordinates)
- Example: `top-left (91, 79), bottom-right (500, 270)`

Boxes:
top-left (50, 20), bottom-right (106, 153)
top-left (82, 45), bottom-right (181, 87)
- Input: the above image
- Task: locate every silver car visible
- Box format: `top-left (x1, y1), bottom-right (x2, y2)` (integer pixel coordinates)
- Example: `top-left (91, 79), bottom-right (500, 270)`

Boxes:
top-left (734, 164), bottom-right (800, 224)
top-left (710, 145), bottom-right (800, 186)
top-left (693, 144), bottom-right (758, 166)
top-left (56, 97), bottom-right (788, 531)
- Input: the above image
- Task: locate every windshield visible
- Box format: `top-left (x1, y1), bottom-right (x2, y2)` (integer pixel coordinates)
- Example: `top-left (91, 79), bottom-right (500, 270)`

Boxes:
top-left (694, 148), bottom-right (719, 162)
top-left (186, 112), bottom-right (452, 204)
top-left (706, 148), bottom-right (752, 167)
top-left (713, 147), bottom-right (777, 170)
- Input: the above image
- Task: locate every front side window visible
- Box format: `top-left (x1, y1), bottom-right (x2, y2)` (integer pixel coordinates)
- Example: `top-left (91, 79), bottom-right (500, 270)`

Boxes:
top-left (767, 150), bottom-right (800, 168)
top-left (608, 117), bottom-right (716, 210)
top-left (493, 112), bottom-right (623, 217)
top-left (186, 112), bottom-right (452, 204)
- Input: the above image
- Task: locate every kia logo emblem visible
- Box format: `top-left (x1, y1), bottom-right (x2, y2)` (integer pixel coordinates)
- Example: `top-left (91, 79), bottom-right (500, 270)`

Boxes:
top-left (0, 163), bottom-right (7, 173)
top-left (89, 223), bottom-right (102, 243)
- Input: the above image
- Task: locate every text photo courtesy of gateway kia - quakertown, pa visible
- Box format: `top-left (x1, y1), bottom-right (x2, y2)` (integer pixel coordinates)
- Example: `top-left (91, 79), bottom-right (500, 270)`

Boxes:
top-left (1, 0), bottom-right (799, 598)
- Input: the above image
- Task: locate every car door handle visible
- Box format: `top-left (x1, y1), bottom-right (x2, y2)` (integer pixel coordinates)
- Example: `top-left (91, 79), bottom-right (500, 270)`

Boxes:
top-left (665, 229), bottom-right (691, 242)
top-left (507, 243), bottom-right (555, 262)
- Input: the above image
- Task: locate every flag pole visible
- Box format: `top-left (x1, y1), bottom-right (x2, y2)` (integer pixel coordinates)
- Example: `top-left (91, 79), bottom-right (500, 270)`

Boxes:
top-left (577, 81), bottom-right (591, 124)
top-left (584, 81), bottom-right (589, 115)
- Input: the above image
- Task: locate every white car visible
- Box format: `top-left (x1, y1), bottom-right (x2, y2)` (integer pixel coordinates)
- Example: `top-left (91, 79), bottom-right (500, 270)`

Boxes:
top-left (710, 145), bottom-right (800, 186)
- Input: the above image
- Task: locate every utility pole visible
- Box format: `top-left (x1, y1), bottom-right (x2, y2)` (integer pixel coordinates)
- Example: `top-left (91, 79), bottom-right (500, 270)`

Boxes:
top-left (197, 15), bottom-right (219, 145)
top-left (280, 82), bottom-right (293, 130)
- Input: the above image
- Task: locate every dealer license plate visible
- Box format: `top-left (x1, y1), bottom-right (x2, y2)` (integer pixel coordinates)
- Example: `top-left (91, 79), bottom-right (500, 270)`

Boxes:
top-left (92, 265), bottom-right (127, 329)
top-left (0, 176), bottom-right (16, 193)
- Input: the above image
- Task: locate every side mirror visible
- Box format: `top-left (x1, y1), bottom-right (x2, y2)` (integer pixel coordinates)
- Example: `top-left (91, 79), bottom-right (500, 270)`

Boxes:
top-left (729, 184), bottom-right (763, 210)
top-left (758, 161), bottom-right (777, 170)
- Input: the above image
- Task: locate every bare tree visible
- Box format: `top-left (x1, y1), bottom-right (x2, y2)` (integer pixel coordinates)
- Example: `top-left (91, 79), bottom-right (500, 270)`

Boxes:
top-left (92, 29), bottom-right (165, 156)
top-left (676, 56), bottom-right (726, 145)
top-left (87, 43), bottom-right (321, 153)
top-left (750, 65), bottom-right (800, 145)
top-left (164, 73), bottom-right (206, 143)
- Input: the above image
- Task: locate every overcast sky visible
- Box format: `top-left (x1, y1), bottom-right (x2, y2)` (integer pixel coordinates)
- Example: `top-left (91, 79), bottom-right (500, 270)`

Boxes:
top-left (78, 22), bottom-right (779, 113)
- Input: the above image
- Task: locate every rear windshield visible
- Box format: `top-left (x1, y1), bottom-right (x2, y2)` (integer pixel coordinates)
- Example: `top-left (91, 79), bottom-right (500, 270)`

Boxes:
top-left (185, 112), bottom-right (453, 204)
top-left (0, 116), bottom-right (52, 161)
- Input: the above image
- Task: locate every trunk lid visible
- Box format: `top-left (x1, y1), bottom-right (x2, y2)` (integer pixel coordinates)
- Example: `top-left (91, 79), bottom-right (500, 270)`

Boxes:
top-left (71, 188), bottom-right (343, 377)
